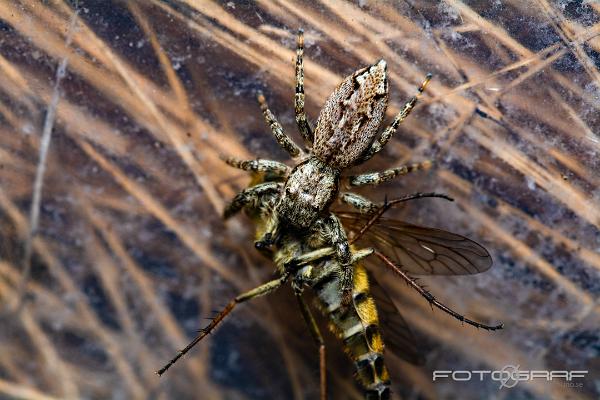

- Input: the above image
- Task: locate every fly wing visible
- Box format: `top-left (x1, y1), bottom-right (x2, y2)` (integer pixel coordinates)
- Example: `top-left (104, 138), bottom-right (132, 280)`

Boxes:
top-left (338, 212), bottom-right (492, 275)
top-left (369, 273), bottom-right (425, 365)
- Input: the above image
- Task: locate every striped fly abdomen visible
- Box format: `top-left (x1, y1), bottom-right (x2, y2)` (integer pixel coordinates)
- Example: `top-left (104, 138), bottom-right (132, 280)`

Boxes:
top-left (312, 260), bottom-right (391, 399)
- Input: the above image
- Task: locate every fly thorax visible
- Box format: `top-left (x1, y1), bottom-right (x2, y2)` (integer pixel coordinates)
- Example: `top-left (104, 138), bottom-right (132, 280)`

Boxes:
top-left (312, 59), bottom-right (389, 169)
top-left (276, 157), bottom-right (339, 230)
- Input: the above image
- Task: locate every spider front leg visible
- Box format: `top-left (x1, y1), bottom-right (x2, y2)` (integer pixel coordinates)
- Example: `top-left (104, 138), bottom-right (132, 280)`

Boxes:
top-left (221, 155), bottom-right (290, 176)
top-left (295, 28), bottom-right (314, 145)
top-left (319, 214), bottom-right (351, 265)
top-left (348, 160), bottom-right (432, 187)
top-left (361, 73), bottom-right (432, 162)
top-left (223, 182), bottom-right (282, 219)
top-left (257, 92), bottom-right (303, 158)
top-left (314, 214), bottom-right (356, 302)
top-left (254, 211), bottom-right (280, 250)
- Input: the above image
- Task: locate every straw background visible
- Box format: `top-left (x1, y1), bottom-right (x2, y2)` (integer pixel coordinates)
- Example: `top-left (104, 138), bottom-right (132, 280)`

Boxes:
top-left (0, 1), bottom-right (598, 399)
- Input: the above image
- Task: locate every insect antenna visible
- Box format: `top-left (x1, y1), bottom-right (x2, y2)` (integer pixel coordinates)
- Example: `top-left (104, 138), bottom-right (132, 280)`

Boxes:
top-left (374, 251), bottom-right (503, 331)
top-left (349, 192), bottom-right (453, 245)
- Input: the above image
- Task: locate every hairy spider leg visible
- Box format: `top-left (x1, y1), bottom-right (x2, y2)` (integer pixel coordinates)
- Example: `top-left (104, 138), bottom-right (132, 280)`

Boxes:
top-left (295, 290), bottom-right (326, 400)
top-left (321, 214), bottom-right (352, 265)
top-left (221, 155), bottom-right (290, 176)
top-left (320, 215), bottom-right (353, 300)
top-left (257, 92), bottom-right (303, 158)
top-left (339, 192), bottom-right (380, 214)
top-left (223, 182), bottom-right (282, 219)
top-left (295, 28), bottom-right (314, 145)
top-left (361, 74), bottom-right (432, 162)
top-left (348, 160), bottom-right (432, 187)
top-left (340, 192), bottom-right (453, 220)
top-left (340, 192), bottom-right (454, 245)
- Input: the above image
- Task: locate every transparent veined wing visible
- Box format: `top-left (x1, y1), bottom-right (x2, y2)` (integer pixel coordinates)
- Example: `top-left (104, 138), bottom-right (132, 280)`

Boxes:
top-left (369, 272), bottom-right (424, 365)
top-left (338, 212), bottom-right (492, 275)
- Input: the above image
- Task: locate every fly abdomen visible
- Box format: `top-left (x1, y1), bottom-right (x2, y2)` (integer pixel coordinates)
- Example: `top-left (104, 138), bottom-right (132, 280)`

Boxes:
top-left (312, 262), bottom-right (391, 399)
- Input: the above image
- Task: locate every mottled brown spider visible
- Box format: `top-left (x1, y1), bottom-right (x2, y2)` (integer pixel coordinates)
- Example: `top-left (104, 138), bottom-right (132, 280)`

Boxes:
top-left (223, 29), bottom-right (431, 297)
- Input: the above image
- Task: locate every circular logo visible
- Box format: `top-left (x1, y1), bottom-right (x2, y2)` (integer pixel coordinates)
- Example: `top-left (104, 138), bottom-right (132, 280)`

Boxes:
top-left (498, 365), bottom-right (520, 389)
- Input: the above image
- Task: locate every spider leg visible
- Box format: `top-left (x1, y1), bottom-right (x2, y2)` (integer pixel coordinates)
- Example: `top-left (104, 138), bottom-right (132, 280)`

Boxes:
top-left (348, 192), bottom-right (454, 244)
top-left (223, 182), bottom-right (281, 219)
top-left (348, 160), bottom-right (432, 187)
top-left (314, 214), bottom-right (354, 303)
top-left (254, 210), bottom-right (280, 250)
top-left (361, 74), bottom-right (432, 162)
top-left (324, 214), bottom-right (351, 265)
top-left (156, 272), bottom-right (291, 376)
top-left (257, 92), bottom-right (303, 158)
top-left (221, 155), bottom-right (290, 175)
top-left (340, 192), bottom-right (379, 214)
top-left (340, 191), bottom-right (452, 216)
top-left (295, 290), bottom-right (326, 400)
top-left (295, 29), bottom-right (314, 145)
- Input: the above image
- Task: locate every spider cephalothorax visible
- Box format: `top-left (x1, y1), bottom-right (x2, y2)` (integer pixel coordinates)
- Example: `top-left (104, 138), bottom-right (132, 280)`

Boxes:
top-left (276, 157), bottom-right (340, 230)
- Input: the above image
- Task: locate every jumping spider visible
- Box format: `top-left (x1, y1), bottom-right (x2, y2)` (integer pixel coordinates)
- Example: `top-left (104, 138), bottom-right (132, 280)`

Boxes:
top-left (223, 29), bottom-right (432, 299)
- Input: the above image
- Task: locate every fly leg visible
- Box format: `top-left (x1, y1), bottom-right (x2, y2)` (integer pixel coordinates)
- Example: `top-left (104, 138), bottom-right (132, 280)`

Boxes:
top-left (294, 28), bottom-right (314, 145)
top-left (157, 272), bottom-right (291, 376)
top-left (360, 74), bottom-right (432, 162)
top-left (347, 160), bottom-right (432, 187)
top-left (221, 156), bottom-right (290, 176)
top-left (374, 251), bottom-right (503, 330)
top-left (257, 91), bottom-right (303, 158)
top-left (295, 290), bottom-right (326, 400)
top-left (223, 182), bottom-right (281, 219)
top-left (285, 246), bottom-right (373, 270)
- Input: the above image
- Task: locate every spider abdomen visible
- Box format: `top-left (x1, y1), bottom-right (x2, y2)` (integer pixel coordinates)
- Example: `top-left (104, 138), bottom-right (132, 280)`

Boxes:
top-left (313, 60), bottom-right (389, 168)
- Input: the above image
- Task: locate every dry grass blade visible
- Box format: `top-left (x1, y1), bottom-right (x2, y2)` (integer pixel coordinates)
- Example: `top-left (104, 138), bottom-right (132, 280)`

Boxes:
top-left (13, 7), bottom-right (79, 312)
